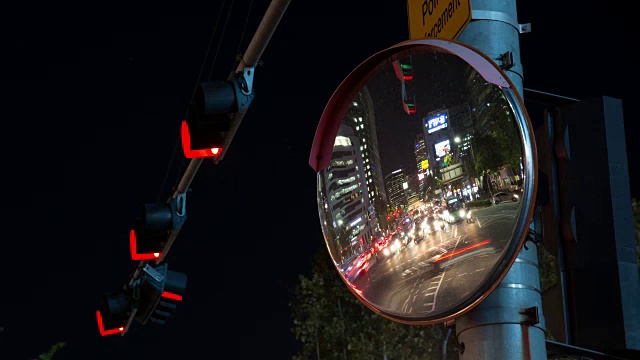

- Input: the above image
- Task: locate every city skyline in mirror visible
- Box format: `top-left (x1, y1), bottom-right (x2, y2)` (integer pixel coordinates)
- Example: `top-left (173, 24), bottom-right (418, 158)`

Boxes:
top-left (316, 48), bottom-right (528, 322)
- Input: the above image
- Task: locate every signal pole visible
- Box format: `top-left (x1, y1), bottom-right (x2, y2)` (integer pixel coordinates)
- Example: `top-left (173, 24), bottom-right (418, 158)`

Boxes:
top-left (453, 1), bottom-right (547, 359)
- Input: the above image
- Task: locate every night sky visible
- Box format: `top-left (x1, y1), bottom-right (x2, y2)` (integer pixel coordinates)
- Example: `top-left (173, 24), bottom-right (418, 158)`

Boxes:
top-left (4, 2), bottom-right (637, 359)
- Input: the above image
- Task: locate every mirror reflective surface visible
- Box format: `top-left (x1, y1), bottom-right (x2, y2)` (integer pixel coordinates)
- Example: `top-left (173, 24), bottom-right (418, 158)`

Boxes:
top-left (315, 42), bottom-right (534, 323)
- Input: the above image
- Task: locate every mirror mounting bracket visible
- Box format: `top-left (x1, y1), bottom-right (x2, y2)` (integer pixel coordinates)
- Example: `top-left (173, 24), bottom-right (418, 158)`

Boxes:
top-left (523, 206), bottom-right (543, 250)
top-left (524, 228), bottom-right (542, 250)
top-left (455, 306), bottom-right (542, 329)
top-left (520, 306), bottom-right (540, 326)
top-left (450, 334), bottom-right (465, 355)
top-left (499, 51), bottom-right (515, 71)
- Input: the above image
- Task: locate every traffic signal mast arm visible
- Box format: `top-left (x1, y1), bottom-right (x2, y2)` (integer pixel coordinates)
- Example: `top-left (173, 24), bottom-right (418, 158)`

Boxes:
top-left (119, 0), bottom-right (291, 335)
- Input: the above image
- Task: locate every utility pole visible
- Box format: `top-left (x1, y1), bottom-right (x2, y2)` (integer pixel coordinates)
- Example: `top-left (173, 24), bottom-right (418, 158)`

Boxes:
top-left (453, 1), bottom-right (547, 359)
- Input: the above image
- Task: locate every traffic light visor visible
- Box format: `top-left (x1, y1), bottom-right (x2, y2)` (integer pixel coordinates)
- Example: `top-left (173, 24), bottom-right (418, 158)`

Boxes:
top-left (181, 120), bottom-right (223, 158)
top-left (96, 290), bottom-right (130, 336)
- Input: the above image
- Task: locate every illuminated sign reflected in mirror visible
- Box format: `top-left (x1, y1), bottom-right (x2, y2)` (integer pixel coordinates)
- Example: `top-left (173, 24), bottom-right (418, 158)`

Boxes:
top-left (427, 112), bottom-right (448, 134)
top-left (434, 139), bottom-right (451, 158)
top-left (311, 39), bottom-right (536, 325)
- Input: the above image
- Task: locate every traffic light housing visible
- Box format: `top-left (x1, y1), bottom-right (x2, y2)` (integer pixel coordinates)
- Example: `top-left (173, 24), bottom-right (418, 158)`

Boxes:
top-left (394, 58), bottom-right (416, 115)
top-left (181, 72), bottom-right (255, 158)
top-left (134, 263), bottom-right (187, 325)
top-left (392, 57), bottom-right (413, 81)
top-left (403, 95), bottom-right (417, 114)
top-left (96, 263), bottom-right (187, 335)
top-left (130, 196), bottom-right (187, 261)
top-left (96, 288), bottom-right (132, 336)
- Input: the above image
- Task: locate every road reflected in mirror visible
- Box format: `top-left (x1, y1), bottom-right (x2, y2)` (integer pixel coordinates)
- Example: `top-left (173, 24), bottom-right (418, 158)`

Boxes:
top-left (316, 47), bottom-right (528, 322)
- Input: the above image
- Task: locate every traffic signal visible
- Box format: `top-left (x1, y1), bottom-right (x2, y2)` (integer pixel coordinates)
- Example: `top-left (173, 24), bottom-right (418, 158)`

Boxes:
top-left (96, 288), bottom-right (132, 336)
top-left (403, 95), bottom-right (417, 114)
top-left (392, 57), bottom-right (413, 81)
top-left (96, 263), bottom-right (187, 335)
top-left (134, 263), bottom-right (187, 325)
top-left (130, 195), bottom-right (187, 261)
top-left (181, 72), bottom-right (255, 158)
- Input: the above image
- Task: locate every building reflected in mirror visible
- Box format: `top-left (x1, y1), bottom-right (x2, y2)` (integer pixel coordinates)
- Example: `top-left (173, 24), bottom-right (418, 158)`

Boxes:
top-left (317, 86), bottom-right (388, 269)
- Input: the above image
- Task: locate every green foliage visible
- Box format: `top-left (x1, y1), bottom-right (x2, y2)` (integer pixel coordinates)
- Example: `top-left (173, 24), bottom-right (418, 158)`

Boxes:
top-left (469, 92), bottom-right (522, 176)
top-left (471, 133), bottom-right (504, 175)
top-left (33, 342), bottom-right (66, 360)
top-left (460, 153), bottom-right (478, 179)
top-left (291, 249), bottom-right (458, 360)
top-left (537, 244), bottom-right (558, 293)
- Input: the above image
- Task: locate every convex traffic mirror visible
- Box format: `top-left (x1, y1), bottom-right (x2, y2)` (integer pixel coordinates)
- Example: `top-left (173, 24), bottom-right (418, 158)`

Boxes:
top-left (309, 38), bottom-right (537, 325)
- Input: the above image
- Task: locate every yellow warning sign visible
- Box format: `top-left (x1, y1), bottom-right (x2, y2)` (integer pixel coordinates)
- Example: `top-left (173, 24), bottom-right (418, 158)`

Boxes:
top-left (407, 0), bottom-right (472, 40)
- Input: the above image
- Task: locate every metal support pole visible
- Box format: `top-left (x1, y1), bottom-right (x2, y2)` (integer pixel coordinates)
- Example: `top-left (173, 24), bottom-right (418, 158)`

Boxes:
top-left (215, 0), bottom-right (291, 163)
top-left (174, 157), bottom-right (203, 197)
top-left (454, 1), bottom-right (547, 359)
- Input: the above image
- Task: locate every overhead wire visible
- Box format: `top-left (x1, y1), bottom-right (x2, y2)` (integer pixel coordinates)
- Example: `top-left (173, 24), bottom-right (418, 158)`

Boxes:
top-left (208, 0), bottom-right (236, 81)
top-left (230, 0), bottom-right (255, 74)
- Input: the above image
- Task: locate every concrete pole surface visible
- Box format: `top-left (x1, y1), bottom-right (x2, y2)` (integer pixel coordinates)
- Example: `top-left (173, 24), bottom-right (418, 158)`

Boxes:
top-left (454, 1), bottom-right (547, 359)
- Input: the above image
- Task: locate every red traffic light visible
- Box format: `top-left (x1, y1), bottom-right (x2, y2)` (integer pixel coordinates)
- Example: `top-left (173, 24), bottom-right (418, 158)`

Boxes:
top-left (392, 58), bottom-right (413, 81)
top-left (161, 291), bottom-right (183, 301)
top-left (403, 100), bottom-right (416, 114)
top-left (180, 120), bottom-right (223, 159)
top-left (130, 229), bottom-right (161, 261)
top-left (96, 310), bottom-right (125, 336)
top-left (96, 289), bottom-right (131, 336)
top-left (129, 202), bottom-right (185, 261)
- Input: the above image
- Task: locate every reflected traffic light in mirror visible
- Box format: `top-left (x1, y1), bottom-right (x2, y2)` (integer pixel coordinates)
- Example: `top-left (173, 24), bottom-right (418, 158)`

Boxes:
top-left (403, 96), bottom-right (417, 114)
top-left (393, 57), bottom-right (414, 81)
